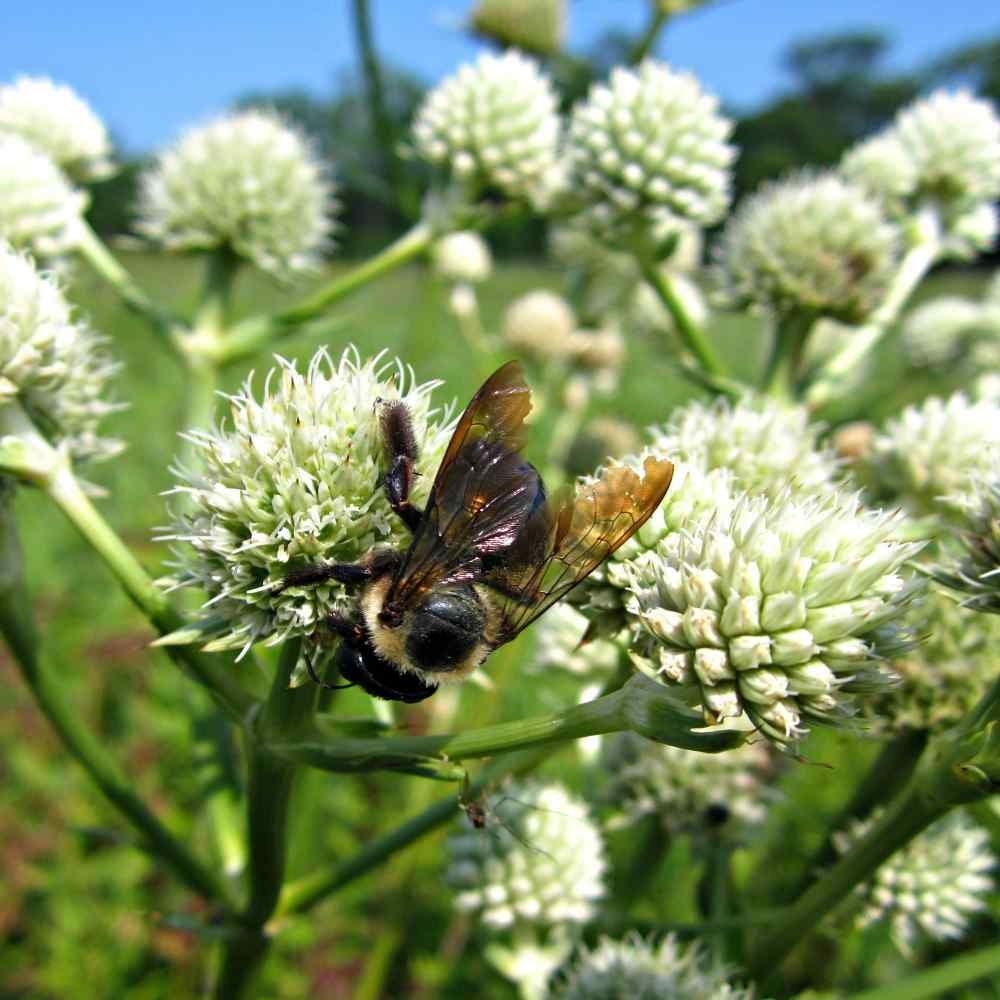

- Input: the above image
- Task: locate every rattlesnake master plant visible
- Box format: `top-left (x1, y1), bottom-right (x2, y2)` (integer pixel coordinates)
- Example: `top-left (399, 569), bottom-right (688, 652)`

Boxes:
top-left (601, 732), bottom-right (773, 834)
top-left (160, 347), bottom-right (454, 658)
top-left (526, 603), bottom-right (620, 678)
top-left (412, 50), bottom-right (562, 210)
top-left (445, 781), bottom-right (606, 929)
top-left (899, 296), bottom-right (996, 368)
top-left (712, 171), bottom-right (901, 324)
top-left (0, 76), bottom-right (114, 182)
top-left (431, 230), bottom-right (493, 285)
top-left (137, 110), bottom-right (336, 278)
top-left (548, 933), bottom-right (752, 1000)
top-left (0, 241), bottom-right (122, 471)
top-left (0, 134), bottom-right (86, 264)
top-left (470, 0), bottom-right (565, 56)
top-left (503, 290), bottom-right (577, 360)
top-left (564, 61), bottom-right (735, 250)
top-left (833, 810), bottom-right (995, 955)
top-left (865, 392), bottom-right (1000, 519)
top-left (623, 489), bottom-right (922, 746)
top-left (935, 475), bottom-right (1000, 614)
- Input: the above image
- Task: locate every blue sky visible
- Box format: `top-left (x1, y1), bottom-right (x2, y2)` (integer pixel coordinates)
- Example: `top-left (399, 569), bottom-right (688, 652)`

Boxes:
top-left (2, 1), bottom-right (996, 155)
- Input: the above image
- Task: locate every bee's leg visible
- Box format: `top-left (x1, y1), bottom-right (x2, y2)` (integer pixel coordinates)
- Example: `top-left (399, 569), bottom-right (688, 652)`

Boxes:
top-left (278, 560), bottom-right (374, 591)
top-left (379, 399), bottom-right (424, 533)
top-left (337, 640), bottom-right (439, 703)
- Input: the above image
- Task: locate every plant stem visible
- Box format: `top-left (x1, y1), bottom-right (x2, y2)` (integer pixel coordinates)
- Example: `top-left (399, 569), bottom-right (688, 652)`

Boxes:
top-left (0, 511), bottom-right (233, 911)
top-left (216, 222), bottom-right (433, 365)
top-left (761, 311), bottom-right (816, 400)
top-left (847, 941), bottom-right (1000, 1000)
top-left (641, 262), bottom-right (725, 377)
top-left (629, 8), bottom-right (668, 64)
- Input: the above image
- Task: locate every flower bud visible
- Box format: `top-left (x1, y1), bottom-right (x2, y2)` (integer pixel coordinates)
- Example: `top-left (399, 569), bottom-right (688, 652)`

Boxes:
top-left (432, 230), bottom-right (492, 284)
top-left (470, 0), bottom-right (566, 56)
top-left (503, 290), bottom-right (576, 359)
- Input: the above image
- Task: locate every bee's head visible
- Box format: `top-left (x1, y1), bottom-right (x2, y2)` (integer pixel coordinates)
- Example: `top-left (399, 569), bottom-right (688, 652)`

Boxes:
top-left (404, 587), bottom-right (487, 673)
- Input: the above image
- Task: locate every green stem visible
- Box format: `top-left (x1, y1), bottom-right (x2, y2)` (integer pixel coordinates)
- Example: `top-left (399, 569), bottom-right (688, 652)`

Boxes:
top-left (216, 222), bottom-right (433, 365)
top-left (761, 311), bottom-right (816, 400)
top-left (641, 262), bottom-right (725, 377)
top-left (629, 9), bottom-right (669, 64)
top-left (614, 815), bottom-right (670, 907)
top-left (847, 942), bottom-right (1000, 1000)
top-left (268, 674), bottom-right (744, 775)
top-left (0, 514), bottom-right (233, 911)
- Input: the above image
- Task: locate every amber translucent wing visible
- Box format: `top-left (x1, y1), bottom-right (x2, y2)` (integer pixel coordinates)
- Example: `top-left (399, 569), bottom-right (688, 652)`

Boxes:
top-left (384, 361), bottom-right (537, 608)
top-left (491, 456), bottom-right (675, 642)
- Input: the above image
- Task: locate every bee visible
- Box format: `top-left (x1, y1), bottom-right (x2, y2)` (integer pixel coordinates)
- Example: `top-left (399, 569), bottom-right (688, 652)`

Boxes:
top-left (281, 361), bottom-right (673, 702)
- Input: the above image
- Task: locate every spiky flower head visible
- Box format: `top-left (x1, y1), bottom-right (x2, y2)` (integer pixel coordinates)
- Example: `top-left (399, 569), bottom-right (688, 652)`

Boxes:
top-left (565, 61), bottom-right (735, 248)
top-left (602, 732), bottom-right (773, 834)
top-left (503, 290), bottom-right (577, 359)
top-left (900, 296), bottom-right (990, 368)
top-left (0, 76), bottom-right (113, 182)
top-left (866, 393), bottom-right (1000, 518)
top-left (160, 347), bottom-right (453, 658)
top-left (647, 395), bottom-right (841, 499)
top-left (432, 230), bottom-right (492, 284)
top-left (470, 0), bottom-right (566, 56)
top-left (875, 587), bottom-right (1000, 731)
top-left (446, 781), bottom-right (606, 929)
top-left (0, 134), bottom-right (86, 263)
top-left (840, 133), bottom-right (918, 214)
top-left (0, 241), bottom-right (121, 469)
top-left (137, 110), bottom-right (335, 278)
top-left (943, 201), bottom-right (999, 261)
top-left (548, 933), bottom-right (752, 1000)
top-left (412, 51), bottom-right (562, 209)
top-left (834, 810), bottom-right (994, 954)
top-left (892, 90), bottom-right (1000, 221)
top-left (624, 489), bottom-right (922, 745)
top-left (713, 171), bottom-right (901, 323)
top-left (527, 602), bottom-right (620, 677)
top-left (934, 475), bottom-right (1000, 614)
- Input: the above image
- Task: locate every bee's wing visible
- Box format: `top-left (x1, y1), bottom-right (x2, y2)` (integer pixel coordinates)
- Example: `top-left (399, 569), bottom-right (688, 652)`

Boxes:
top-left (490, 456), bottom-right (675, 642)
top-left (384, 361), bottom-right (537, 606)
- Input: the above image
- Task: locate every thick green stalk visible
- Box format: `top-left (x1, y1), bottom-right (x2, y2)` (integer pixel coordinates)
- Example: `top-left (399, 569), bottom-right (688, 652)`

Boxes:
top-left (641, 262), bottom-right (725, 377)
top-left (0, 514), bottom-right (232, 910)
top-left (216, 222), bottom-right (433, 365)
top-left (629, 8), bottom-right (669, 64)
top-left (847, 942), bottom-right (1000, 1000)
top-left (761, 310), bottom-right (816, 400)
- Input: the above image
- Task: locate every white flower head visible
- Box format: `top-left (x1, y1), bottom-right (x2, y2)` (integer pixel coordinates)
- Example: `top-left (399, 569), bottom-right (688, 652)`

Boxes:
top-left (137, 110), bottom-right (336, 278)
top-left (840, 132), bottom-right (918, 214)
top-left (527, 602), bottom-right (620, 677)
top-left (503, 290), bottom-right (576, 359)
top-left (0, 76), bottom-right (113, 182)
top-left (602, 732), bottom-right (774, 834)
top-left (446, 781), bottom-right (606, 929)
top-left (623, 489), bottom-right (923, 746)
top-left (900, 296), bottom-right (988, 367)
top-left (0, 134), bottom-right (86, 264)
top-left (565, 61), bottom-right (735, 247)
top-left (713, 171), bottom-right (901, 323)
top-left (0, 241), bottom-right (122, 467)
top-left (834, 810), bottom-right (995, 955)
top-left (868, 392), bottom-right (1000, 518)
top-left (432, 230), bottom-right (492, 284)
top-left (412, 51), bottom-right (562, 210)
top-left (160, 347), bottom-right (454, 658)
top-left (549, 933), bottom-right (752, 1000)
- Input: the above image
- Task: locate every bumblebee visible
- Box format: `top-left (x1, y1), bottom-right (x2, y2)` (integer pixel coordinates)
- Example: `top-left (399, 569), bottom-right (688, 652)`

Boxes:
top-left (282, 361), bottom-right (673, 702)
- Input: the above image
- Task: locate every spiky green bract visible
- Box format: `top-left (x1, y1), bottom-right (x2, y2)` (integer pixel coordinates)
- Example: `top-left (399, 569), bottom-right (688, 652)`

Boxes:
top-left (565, 61), bottom-right (735, 248)
top-left (137, 110), bottom-right (335, 278)
top-left (867, 392), bottom-right (1000, 519)
top-left (0, 241), bottom-right (121, 467)
top-left (602, 732), bottom-right (773, 834)
top-left (412, 51), bottom-right (562, 210)
top-left (0, 76), bottom-right (113, 182)
top-left (548, 933), bottom-right (753, 1000)
top-left (934, 476), bottom-right (1000, 614)
top-left (160, 347), bottom-right (454, 658)
top-left (0, 134), bottom-right (85, 264)
top-left (833, 809), bottom-right (995, 955)
top-left (713, 171), bottom-right (900, 323)
top-left (446, 781), bottom-right (606, 929)
top-left (624, 489), bottom-right (922, 746)
top-left (527, 602), bottom-right (620, 678)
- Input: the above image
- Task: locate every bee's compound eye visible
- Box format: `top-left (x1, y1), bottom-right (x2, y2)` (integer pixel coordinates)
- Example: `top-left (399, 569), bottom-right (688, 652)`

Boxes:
top-left (406, 589), bottom-right (485, 671)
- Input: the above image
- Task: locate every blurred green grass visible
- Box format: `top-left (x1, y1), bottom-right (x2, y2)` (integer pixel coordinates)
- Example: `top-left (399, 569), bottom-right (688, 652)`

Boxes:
top-left (1, 252), bottom-right (994, 999)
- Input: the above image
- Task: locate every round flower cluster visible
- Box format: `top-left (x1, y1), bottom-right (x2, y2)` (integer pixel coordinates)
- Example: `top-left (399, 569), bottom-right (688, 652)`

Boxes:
top-left (412, 51), bottom-right (562, 209)
top-left (565, 61), bottom-right (735, 247)
top-left (446, 781), bottom-right (606, 929)
top-left (934, 476), bottom-right (1000, 615)
top-left (623, 489), bottom-right (922, 745)
top-left (502, 290), bottom-right (576, 359)
top-left (137, 110), bottom-right (335, 277)
top-left (160, 348), bottom-right (454, 657)
top-left (548, 933), bottom-right (752, 1000)
top-left (431, 230), bottom-right (492, 285)
top-left (866, 392), bottom-right (1000, 518)
top-left (601, 732), bottom-right (773, 834)
top-left (900, 296), bottom-right (990, 368)
top-left (0, 76), bottom-right (113, 182)
top-left (0, 241), bottom-right (121, 468)
top-left (527, 603), bottom-right (620, 677)
top-left (834, 810), bottom-right (995, 954)
top-left (0, 133), bottom-right (86, 263)
top-left (713, 171), bottom-right (901, 323)
top-left (840, 133), bottom-right (918, 216)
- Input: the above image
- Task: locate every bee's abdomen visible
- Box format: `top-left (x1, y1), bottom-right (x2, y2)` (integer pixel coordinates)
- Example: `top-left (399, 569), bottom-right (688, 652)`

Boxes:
top-left (405, 587), bottom-right (486, 672)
